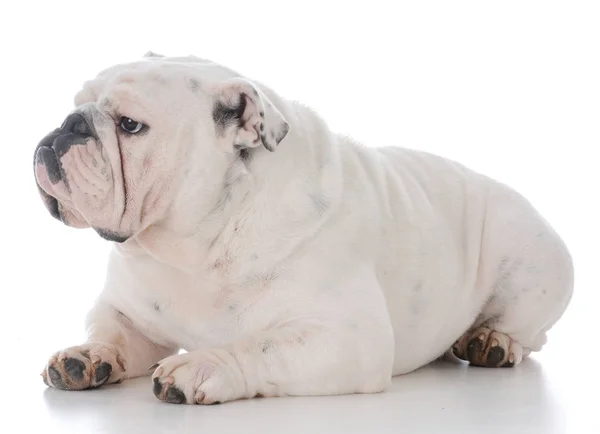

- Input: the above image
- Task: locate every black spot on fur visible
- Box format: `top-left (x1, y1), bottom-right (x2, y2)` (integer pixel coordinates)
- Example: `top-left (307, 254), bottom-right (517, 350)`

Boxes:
top-left (154, 302), bottom-right (161, 312)
top-left (64, 358), bottom-right (86, 381)
top-left (94, 362), bottom-right (112, 385)
top-left (259, 111), bottom-right (265, 117)
top-left (188, 79), bottom-right (200, 91)
top-left (239, 148), bottom-right (252, 163)
top-left (261, 341), bottom-right (273, 354)
top-left (310, 193), bottom-right (330, 216)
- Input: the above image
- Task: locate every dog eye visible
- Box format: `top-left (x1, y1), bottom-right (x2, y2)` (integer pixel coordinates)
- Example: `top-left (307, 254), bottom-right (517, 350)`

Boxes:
top-left (119, 117), bottom-right (145, 134)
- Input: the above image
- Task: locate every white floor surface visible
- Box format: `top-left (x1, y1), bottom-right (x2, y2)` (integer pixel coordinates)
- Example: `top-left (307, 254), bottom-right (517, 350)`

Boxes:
top-left (2, 318), bottom-right (597, 434)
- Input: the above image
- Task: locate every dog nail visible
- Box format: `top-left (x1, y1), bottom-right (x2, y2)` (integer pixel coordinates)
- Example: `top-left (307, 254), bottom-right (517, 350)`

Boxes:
top-left (195, 391), bottom-right (206, 404)
top-left (148, 363), bottom-right (159, 371)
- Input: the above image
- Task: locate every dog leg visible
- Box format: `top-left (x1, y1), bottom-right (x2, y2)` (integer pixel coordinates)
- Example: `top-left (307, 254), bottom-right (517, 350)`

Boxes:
top-left (150, 322), bottom-right (393, 405)
top-left (42, 302), bottom-right (177, 390)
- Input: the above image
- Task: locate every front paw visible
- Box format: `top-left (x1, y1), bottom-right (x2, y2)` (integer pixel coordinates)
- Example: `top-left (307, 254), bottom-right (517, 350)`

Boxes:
top-left (41, 342), bottom-right (126, 390)
top-left (151, 350), bottom-right (244, 405)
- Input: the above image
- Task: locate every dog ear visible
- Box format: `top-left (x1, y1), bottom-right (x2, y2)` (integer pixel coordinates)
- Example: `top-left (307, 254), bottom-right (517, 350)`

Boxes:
top-left (143, 51), bottom-right (164, 58)
top-left (211, 78), bottom-right (290, 152)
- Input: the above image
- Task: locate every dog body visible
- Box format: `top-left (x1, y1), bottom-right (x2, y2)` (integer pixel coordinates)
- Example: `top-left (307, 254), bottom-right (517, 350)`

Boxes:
top-left (36, 55), bottom-right (573, 404)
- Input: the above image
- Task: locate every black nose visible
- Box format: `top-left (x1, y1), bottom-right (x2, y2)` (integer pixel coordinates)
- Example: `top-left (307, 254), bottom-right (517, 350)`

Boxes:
top-left (60, 113), bottom-right (93, 136)
top-left (49, 113), bottom-right (94, 158)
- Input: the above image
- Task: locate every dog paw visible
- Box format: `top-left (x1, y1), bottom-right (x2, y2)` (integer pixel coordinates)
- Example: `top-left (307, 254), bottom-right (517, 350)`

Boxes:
top-left (150, 350), bottom-right (244, 405)
top-left (452, 327), bottom-right (523, 368)
top-left (41, 342), bottom-right (127, 390)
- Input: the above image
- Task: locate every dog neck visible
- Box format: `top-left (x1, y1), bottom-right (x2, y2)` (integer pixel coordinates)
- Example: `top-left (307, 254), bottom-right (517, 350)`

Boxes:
top-left (129, 97), bottom-right (344, 276)
top-left (128, 162), bottom-right (252, 274)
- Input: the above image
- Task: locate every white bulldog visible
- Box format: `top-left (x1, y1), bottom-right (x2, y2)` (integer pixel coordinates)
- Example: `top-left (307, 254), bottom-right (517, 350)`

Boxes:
top-left (35, 52), bottom-right (574, 404)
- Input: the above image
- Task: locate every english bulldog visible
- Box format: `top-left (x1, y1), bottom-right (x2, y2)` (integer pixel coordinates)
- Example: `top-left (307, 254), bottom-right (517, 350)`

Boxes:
top-left (35, 52), bottom-right (574, 405)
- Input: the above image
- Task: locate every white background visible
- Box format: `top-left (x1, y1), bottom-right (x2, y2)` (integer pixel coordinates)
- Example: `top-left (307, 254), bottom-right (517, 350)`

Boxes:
top-left (0, 1), bottom-right (598, 433)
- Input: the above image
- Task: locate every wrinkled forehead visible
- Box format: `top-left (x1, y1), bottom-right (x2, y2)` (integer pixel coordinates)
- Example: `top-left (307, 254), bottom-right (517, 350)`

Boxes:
top-left (74, 56), bottom-right (241, 112)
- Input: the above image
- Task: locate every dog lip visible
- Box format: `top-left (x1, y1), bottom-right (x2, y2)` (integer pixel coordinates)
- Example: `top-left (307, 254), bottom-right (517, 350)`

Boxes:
top-left (46, 195), bottom-right (61, 221)
top-left (95, 229), bottom-right (130, 243)
top-left (32, 125), bottom-right (86, 224)
top-left (36, 146), bottom-right (62, 184)
top-left (35, 182), bottom-right (61, 221)
top-left (34, 144), bottom-right (63, 222)
top-left (32, 116), bottom-right (99, 227)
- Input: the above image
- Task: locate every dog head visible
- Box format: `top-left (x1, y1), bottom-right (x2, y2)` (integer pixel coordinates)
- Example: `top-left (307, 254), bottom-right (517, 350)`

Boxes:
top-left (33, 54), bottom-right (290, 242)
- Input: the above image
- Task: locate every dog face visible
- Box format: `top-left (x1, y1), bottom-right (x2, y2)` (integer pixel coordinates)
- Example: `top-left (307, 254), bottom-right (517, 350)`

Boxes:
top-left (33, 54), bottom-right (290, 242)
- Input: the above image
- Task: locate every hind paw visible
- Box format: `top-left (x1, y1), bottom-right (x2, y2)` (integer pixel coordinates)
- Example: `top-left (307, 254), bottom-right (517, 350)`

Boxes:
top-left (452, 327), bottom-right (523, 367)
